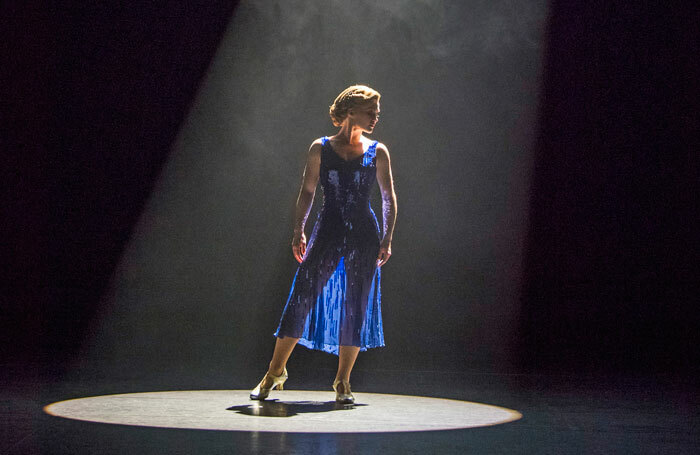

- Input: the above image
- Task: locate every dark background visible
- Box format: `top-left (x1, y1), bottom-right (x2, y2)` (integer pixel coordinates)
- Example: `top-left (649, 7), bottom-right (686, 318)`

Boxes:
top-left (3, 0), bottom-right (698, 395)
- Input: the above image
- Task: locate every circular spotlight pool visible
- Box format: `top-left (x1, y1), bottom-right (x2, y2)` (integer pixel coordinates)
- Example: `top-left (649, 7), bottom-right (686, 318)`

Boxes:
top-left (45, 390), bottom-right (522, 433)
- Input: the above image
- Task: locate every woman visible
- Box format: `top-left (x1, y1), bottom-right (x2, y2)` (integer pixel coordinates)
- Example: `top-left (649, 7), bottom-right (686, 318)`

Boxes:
top-left (250, 85), bottom-right (397, 404)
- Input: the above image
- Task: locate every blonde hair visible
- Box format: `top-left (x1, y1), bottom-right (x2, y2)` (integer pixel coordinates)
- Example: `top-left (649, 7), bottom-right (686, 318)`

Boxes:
top-left (329, 85), bottom-right (381, 127)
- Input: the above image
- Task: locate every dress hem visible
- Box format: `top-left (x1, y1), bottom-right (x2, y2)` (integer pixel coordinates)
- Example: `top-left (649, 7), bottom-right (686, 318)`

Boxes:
top-left (272, 332), bottom-right (385, 356)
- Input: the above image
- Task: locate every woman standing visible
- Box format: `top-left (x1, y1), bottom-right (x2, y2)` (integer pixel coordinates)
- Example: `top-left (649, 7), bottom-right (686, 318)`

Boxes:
top-left (250, 85), bottom-right (397, 404)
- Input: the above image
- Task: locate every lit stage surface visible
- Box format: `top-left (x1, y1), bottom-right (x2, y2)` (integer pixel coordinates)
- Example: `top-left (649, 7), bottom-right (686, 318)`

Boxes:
top-left (44, 390), bottom-right (522, 433)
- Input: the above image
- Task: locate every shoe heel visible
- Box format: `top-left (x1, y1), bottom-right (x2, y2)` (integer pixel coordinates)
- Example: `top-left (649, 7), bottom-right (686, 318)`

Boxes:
top-left (333, 379), bottom-right (355, 404)
top-left (250, 367), bottom-right (288, 400)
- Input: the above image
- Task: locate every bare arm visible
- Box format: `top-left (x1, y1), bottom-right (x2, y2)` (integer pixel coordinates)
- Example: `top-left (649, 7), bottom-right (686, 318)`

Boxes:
top-left (291, 140), bottom-right (322, 263)
top-left (375, 143), bottom-right (397, 267)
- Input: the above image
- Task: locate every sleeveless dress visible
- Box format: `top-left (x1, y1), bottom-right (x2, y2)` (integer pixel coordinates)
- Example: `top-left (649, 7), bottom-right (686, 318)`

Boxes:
top-left (274, 136), bottom-right (384, 355)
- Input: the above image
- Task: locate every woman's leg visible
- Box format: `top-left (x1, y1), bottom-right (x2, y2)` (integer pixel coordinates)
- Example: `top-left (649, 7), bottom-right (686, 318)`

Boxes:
top-left (335, 345), bottom-right (360, 383)
top-left (268, 336), bottom-right (298, 375)
top-left (257, 336), bottom-right (298, 389)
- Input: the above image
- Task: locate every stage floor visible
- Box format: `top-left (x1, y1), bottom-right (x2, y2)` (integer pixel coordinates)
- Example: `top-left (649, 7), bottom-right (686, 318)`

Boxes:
top-left (43, 390), bottom-right (521, 433)
top-left (3, 368), bottom-right (698, 454)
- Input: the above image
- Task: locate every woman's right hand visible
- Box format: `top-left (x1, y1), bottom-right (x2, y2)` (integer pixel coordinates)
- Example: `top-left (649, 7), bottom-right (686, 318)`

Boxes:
top-left (292, 231), bottom-right (307, 263)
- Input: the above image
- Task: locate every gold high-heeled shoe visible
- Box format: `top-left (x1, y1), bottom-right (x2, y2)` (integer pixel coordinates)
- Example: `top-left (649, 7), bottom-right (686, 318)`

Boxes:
top-left (332, 378), bottom-right (354, 404)
top-left (250, 367), bottom-right (288, 400)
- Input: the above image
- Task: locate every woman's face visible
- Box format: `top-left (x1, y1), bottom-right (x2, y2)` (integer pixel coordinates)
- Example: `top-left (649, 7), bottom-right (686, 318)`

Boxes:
top-left (350, 100), bottom-right (380, 133)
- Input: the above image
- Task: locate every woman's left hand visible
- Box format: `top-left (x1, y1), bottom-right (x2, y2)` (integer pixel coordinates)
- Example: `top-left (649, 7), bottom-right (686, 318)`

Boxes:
top-left (376, 240), bottom-right (392, 267)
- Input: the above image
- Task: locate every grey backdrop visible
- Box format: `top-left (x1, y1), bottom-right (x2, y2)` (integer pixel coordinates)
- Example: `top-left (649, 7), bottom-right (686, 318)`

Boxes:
top-left (73, 0), bottom-right (546, 383)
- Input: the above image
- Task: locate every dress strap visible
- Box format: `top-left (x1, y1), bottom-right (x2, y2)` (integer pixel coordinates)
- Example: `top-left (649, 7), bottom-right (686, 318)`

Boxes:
top-left (366, 141), bottom-right (379, 159)
top-left (361, 141), bottom-right (379, 167)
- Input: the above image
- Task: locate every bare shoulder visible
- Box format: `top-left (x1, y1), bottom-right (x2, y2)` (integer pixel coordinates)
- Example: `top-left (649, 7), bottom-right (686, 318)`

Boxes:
top-left (374, 141), bottom-right (391, 162)
top-left (307, 137), bottom-right (325, 157)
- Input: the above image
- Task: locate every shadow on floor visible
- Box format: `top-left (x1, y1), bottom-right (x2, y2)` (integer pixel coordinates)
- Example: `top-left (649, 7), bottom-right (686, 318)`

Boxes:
top-left (227, 400), bottom-right (367, 417)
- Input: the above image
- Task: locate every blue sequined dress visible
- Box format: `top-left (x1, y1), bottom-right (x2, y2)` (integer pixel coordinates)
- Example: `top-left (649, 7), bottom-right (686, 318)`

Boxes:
top-left (274, 136), bottom-right (384, 355)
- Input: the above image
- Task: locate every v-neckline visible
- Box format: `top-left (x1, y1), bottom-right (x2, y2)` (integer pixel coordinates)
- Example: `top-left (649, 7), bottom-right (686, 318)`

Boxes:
top-left (326, 137), bottom-right (370, 163)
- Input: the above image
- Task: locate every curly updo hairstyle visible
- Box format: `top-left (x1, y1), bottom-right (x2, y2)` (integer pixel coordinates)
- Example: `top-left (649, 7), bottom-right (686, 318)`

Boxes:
top-left (329, 85), bottom-right (381, 127)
